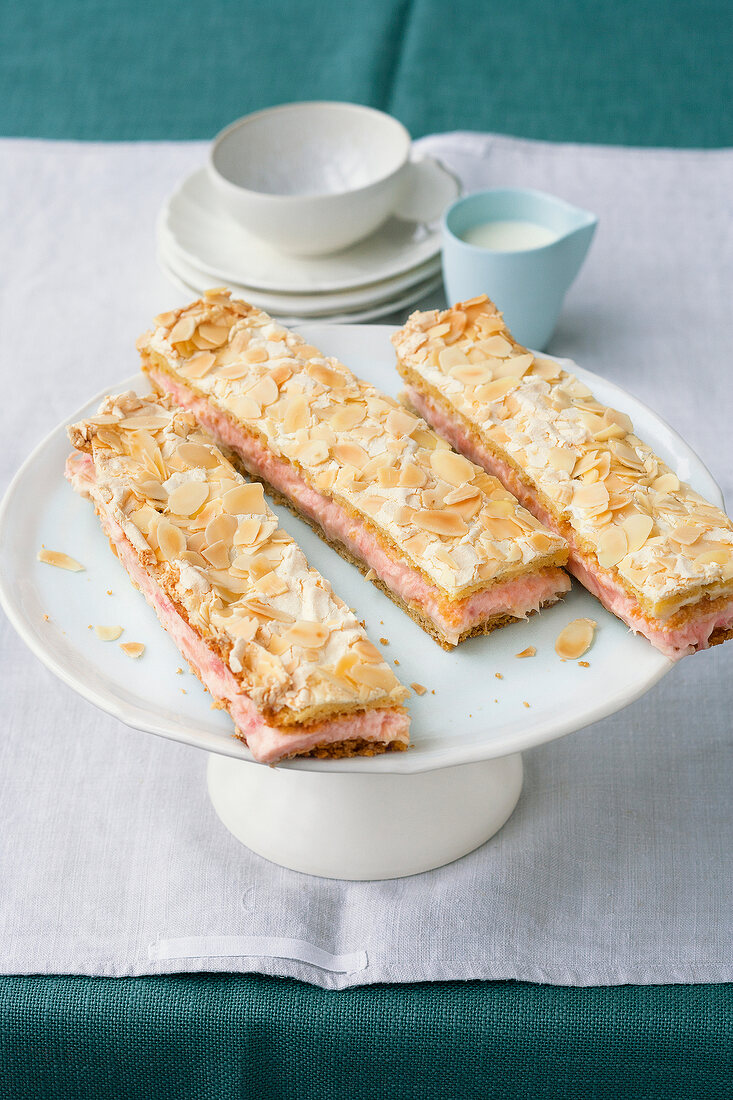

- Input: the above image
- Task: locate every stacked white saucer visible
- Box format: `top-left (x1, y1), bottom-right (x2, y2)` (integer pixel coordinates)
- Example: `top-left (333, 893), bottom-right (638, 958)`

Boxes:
top-left (158, 157), bottom-right (459, 324)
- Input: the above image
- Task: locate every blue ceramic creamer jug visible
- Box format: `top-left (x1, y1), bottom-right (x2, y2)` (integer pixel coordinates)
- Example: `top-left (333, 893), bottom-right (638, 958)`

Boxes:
top-left (441, 188), bottom-right (598, 350)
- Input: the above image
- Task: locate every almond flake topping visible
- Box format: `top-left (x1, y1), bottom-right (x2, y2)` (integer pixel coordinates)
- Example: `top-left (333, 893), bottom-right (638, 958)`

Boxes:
top-left (139, 293), bottom-right (567, 599)
top-left (392, 295), bottom-right (733, 608)
top-left (68, 391), bottom-right (406, 717)
top-left (95, 625), bottom-right (123, 641)
top-left (37, 549), bottom-right (85, 571)
top-left (555, 619), bottom-right (596, 660)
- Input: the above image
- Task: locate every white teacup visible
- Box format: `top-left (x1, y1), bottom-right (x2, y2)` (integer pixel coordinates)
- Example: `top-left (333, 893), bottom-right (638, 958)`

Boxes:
top-left (208, 102), bottom-right (438, 257)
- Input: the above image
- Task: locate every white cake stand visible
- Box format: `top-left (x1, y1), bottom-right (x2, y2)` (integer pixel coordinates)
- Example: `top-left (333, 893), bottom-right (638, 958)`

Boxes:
top-left (0, 327), bottom-right (720, 879)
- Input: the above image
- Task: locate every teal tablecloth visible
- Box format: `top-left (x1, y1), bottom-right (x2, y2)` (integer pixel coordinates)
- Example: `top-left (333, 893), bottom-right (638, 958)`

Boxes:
top-left (2, 1), bottom-right (732, 1096)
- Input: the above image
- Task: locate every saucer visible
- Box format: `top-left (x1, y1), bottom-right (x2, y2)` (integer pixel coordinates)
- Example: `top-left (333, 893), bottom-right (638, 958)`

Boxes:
top-left (158, 249), bottom-right (443, 325)
top-left (158, 226), bottom-right (443, 316)
top-left (161, 160), bottom-right (459, 294)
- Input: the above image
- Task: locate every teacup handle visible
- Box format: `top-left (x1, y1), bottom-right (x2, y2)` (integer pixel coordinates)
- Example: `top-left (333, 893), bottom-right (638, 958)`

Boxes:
top-left (391, 155), bottom-right (462, 225)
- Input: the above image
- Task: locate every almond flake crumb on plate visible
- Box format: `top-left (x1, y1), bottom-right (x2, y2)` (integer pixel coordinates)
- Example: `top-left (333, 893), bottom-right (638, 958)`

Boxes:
top-left (555, 618), bottom-right (597, 661)
top-left (37, 549), bottom-right (84, 572)
top-left (120, 642), bottom-right (145, 658)
top-left (515, 647), bottom-right (536, 658)
top-left (411, 682), bottom-right (427, 696)
top-left (95, 624), bottom-right (123, 641)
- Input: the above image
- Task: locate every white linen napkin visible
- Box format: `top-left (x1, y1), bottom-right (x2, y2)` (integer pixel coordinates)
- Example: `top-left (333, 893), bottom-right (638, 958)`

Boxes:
top-left (0, 134), bottom-right (731, 989)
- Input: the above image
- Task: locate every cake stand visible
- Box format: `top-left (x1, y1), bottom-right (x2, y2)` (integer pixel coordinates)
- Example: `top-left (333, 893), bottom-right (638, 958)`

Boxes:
top-left (0, 326), bottom-right (719, 879)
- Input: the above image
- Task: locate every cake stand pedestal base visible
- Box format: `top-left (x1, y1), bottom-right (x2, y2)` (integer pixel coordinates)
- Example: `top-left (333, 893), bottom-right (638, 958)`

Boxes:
top-left (207, 752), bottom-right (523, 880)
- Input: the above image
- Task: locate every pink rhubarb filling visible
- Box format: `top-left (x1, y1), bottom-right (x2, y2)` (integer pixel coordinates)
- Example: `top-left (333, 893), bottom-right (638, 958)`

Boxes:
top-left (406, 385), bottom-right (733, 660)
top-left (66, 453), bottom-right (409, 764)
top-left (148, 368), bottom-right (569, 644)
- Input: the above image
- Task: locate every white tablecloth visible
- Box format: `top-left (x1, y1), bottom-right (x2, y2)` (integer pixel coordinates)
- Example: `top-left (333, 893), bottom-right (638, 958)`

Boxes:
top-left (1, 133), bottom-right (731, 989)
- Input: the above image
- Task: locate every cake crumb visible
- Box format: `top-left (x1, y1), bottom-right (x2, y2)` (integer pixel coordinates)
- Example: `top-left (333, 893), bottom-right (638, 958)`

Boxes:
top-left (579, 660), bottom-right (590, 668)
top-left (394, 659), bottom-right (400, 666)
top-left (176, 667), bottom-right (183, 674)
top-left (495, 673), bottom-right (503, 680)
top-left (42, 614), bottom-right (49, 621)
top-left (379, 637), bottom-right (389, 646)
top-left (106, 589), bottom-right (113, 596)
top-left (515, 647), bottom-right (536, 659)
top-left (359, 619), bottom-right (366, 629)
top-left (181, 688), bottom-right (187, 694)
top-left (523, 701), bottom-right (531, 708)
top-left (411, 682), bottom-right (427, 696)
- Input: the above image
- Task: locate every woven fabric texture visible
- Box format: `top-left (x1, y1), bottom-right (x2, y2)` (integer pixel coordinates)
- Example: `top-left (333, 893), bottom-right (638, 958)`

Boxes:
top-left (1, 975), bottom-right (733, 1100)
top-left (0, 0), bottom-right (731, 146)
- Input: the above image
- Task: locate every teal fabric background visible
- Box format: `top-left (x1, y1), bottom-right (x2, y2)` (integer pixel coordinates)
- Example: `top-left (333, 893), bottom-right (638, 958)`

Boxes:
top-left (1, 0), bottom-right (731, 146)
top-left (2, 975), bottom-right (732, 1099)
top-left (2, 1), bottom-right (733, 1096)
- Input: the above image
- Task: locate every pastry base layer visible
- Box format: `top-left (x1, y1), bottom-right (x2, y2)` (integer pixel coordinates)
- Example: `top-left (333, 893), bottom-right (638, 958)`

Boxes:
top-left (67, 457), bottom-right (409, 764)
top-left (147, 366), bottom-right (569, 648)
top-left (405, 383), bottom-right (733, 660)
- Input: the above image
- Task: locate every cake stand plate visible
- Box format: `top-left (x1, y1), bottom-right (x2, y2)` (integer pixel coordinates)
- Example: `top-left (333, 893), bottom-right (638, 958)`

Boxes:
top-left (0, 326), bottom-right (722, 879)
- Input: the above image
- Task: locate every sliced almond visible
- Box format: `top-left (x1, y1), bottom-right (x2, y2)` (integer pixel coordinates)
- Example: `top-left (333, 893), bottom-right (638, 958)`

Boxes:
top-left (245, 346), bottom-right (269, 364)
top-left (95, 625), bottom-right (123, 641)
top-left (480, 377), bottom-right (520, 402)
top-left (120, 642), bottom-right (145, 658)
top-left (169, 316), bottom-right (196, 344)
top-left (333, 441), bottom-right (369, 469)
top-left (157, 519), bottom-right (186, 561)
top-left (411, 682), bottom-right (428, 696)
top-left (204, 513), bottom-right (238, 546)
top-left (330, 404), bottom-right (367, 432)
top-left (450, 363), bottom-right (494, 385)
top-left (168, 481), bottom-right (209, 517)
top-left (386, 408), bottom-right (420, 438)
top-left (430, 449), bottom-right (475, 487)
top-left (547, 447), bottom-right (576, 474)
top-left (415, 510), bottom-right (468, 538)
top-left (479, 334), bottom-right (513, 357)
top-left (285, 621), bottom-right (331, 649)
top-left (230, 395), bottom-right (262, 420)
top-left (197, 323), bottom-right (230, 347)
top-left (292, 440), bottom-right (330, 466)
top-left (248, 376), bottom-right (279, 408)
top-left (572, 482), bottom-right (609, 511)
top-left (555, 618), bottom-right (596, 660)
top-left (515, 647), bottom-right (536, 658)
top-left (295, 343), bottom-right (321, 360)
top-left (653, 472), bottom-right (680, 493)
top-left (308, 363), bottom-right (346, 388)
top-left (256, 572), bottom-right (288, 597)
top-left (596, 525), bottom-right (628, 568)
top-left (668, 524), bottom-right (704, 547)
top-left (233, 518), bottom-right (262, 546)
top-left (348, 663), bottom-right (396, 690)
top-left (181, 351), bottom-right (216, 379)
top-left (377, 467), bottom-right (399, 488)
top-left (175, 442), bottom-right (219, 469)
top-left (695, 547), bottom-right (730, 566)
top-left (622, 512), bottom-right (654, 553)
top-left (528, 531), bottom-right (555, 553)
top-left (283, 396), bottom-right (309, 434)
top-left (222, 483), bottom-right (266, 515)
top-left (37, 549), bottom-right (85, 571)
top-left (399, 462), bottom-right (427, 488)
top-left (438, 346), bottom-right (469, 370)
